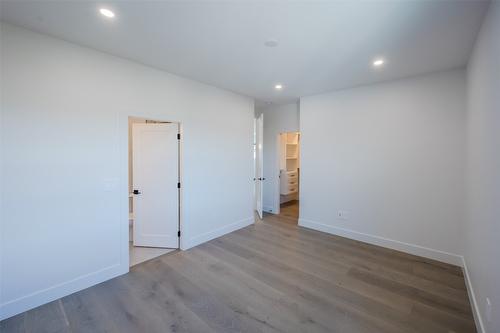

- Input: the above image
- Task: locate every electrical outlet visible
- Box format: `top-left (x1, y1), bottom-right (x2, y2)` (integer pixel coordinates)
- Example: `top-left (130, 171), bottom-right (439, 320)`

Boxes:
top-left (337, 210), bottom-right (350, 220)
top-left (486, 297), bottom-right (492, 322)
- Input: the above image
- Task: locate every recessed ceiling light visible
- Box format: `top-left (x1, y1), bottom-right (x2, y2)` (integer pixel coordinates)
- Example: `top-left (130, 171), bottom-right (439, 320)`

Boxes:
top-left (99, 8), bottom-right (115, 18)
top-left (275, 84), bottom-right (283, 90)
top-left (264, 40), bottom-right (279, 47)
top-left (373, 58), bottom-right (385, 67)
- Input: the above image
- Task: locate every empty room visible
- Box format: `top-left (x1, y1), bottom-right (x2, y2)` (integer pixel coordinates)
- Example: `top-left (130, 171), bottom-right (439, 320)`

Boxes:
top-left (0, 1), bottom-right (499, 333)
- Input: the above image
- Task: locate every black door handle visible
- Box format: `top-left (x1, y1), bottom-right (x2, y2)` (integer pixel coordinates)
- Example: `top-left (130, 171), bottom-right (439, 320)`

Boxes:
top-left (257, 178), bottom-right (266, 181)
top-left (133, 189), bottom-right (141, 195)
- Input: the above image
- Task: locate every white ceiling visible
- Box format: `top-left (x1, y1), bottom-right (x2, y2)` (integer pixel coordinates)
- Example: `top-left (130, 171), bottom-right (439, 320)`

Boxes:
top-left (0, 1), bottom-right (489, 104)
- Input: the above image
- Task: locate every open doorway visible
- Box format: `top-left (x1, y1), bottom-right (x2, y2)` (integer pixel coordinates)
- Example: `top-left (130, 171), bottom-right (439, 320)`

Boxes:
top-left (128, 117), bottom-right (180, 266)
top-left (278, 132), bottom-right (300, 221)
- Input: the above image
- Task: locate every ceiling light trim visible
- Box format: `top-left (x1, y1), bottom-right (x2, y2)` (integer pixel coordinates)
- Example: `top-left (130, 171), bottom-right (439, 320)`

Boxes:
top-left (99, 8), bottom-right (115, 18)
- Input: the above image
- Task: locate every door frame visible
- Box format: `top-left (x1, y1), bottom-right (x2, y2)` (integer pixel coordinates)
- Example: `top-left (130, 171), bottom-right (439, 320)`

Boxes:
top-left (255, 113), bottom-right (264, 219)
top-left (275, 131), bottom-right (300, 216)
top-left (120, 115), bottom-right (183, 273)
top-left (274, 133), bottom-right (282, 215)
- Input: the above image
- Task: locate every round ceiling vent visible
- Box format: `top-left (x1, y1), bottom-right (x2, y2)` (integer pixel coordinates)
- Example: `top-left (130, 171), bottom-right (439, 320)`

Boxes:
top-left (264, 40), bottom-right (279, 47)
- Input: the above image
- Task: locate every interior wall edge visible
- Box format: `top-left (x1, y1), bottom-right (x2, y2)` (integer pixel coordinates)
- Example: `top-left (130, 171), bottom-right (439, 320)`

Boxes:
top-left (462, 256), bottom-right (486, 333)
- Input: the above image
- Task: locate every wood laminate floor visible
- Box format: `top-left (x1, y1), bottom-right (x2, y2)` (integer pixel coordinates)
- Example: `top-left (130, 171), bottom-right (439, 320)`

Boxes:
top-left (1, 213), bottom-right (476, 333)
top-left (279, 200), bottom-right (299, 220)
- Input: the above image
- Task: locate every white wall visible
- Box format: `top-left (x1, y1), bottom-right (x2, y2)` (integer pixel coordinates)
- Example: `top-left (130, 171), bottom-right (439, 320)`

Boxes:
top-left (299, 70), bottom-right (466, 264)
top-left (0, 22), bottom-right (4, 321)
top-left (465, 2), bottom-right (500, 332)
top-left (0, 23), bottom-right (254, 320)
top-left (256, 103), bottom-right (299, 214)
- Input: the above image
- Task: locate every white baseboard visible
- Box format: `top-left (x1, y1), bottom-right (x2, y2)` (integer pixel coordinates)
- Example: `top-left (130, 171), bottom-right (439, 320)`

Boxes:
top-left (263, 206), bottom-right (276, 214)
top-left (182, 216), bottom-right (254, 250)
top-left (298, 218), bottom-right (463, 266)
top-left (0, 263), bottom-right (125, 321)
top-left (461, 257), bottom-right (485, 333)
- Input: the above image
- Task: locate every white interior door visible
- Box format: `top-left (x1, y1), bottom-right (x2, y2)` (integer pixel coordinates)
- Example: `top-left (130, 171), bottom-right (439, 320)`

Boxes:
top-left (255, 114), bottom-right (264, 219)
top-left (132, 123), bottom-right (179, 248)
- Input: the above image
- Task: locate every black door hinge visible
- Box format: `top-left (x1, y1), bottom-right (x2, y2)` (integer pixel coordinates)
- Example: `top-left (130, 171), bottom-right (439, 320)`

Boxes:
top-left (177, 133), bottom-right (181, 140)
top-left (178, 230), bottom-right (181, 237)
top-left (177, 182), bottom-right (181, 189)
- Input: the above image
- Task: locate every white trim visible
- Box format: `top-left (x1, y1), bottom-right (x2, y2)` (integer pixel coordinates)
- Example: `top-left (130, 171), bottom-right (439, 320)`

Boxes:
top-left (274, 133), bottom-right (281, 215)
top-left (461, 257), bottom-right (485, 333)
top-left (182, 216), bottom-right (254, 250)
top-left (0, 264), bottom-right (126, 321)
top-left (298, 218), bottom-right (463, 266)
top-left (263, 205), bottom-right (276, 214)
top-left (120, 114), bottom-right (131, 275)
